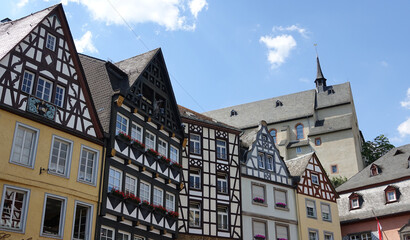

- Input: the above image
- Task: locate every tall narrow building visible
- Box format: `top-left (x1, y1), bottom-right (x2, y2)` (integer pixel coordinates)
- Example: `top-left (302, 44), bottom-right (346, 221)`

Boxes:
top-left (177, 106), bottom-right (242, 240)
top-left (0, 4), bottom-right (104, 239)
top-left (80, 48), bottom-right (184, 240)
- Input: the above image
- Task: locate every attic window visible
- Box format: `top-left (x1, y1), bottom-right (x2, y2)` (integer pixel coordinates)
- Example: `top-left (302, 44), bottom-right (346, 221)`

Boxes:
top-left (370, 164), bottom-right (381, 176)
top-left (275, 100), bottom-right (283, 107)
top-left (327, 89), bottom-right (335, 95)
top-left (230, 110), bottom-right (238, 117)
top-left (394, 149), bottom-right (404, 156)
top-left (408, 156), bottom-right (410, 168)
top-left (384, 186), bottom-right (400, 203)
top-left (348, 193), bottom-right (362, 210)
top-left (46, 33), bottom-right (56, 51)
top-left (142, 83), bottom-right (154, 104)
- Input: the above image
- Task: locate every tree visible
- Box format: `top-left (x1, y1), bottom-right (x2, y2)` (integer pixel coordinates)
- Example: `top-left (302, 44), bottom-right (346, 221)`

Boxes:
top-left (330, 176), bottom-right (348, 188)
top-left (361, 134), bottom-right (395, 165)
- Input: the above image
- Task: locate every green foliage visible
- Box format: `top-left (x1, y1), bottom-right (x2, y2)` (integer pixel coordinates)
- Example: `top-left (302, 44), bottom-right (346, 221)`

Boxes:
top-left (330, 176), bottom-right (348, 188)
top-left (361, 134), bottom-right (395, 165)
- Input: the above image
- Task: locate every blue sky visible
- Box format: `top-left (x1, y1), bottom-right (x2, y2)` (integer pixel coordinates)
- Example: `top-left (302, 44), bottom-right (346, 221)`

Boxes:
top-left (2, 0), bottom-right (410, 146)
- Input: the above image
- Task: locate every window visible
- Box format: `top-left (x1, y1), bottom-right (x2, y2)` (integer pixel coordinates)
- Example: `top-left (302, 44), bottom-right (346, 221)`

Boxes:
top-left (217, 206), bottom-right (229, 231)
top-left (216, 140), bottom-right (227, 159)
top-left (296, 147), bottom-right (302, 153)
top-left (41, 194), bottom-right (67, 238)
top-left (269, 129), bottom-right (277, 143)
top-left (78, 146), bottom-right (99, 185)
top-left (306, 199), bottom-right (316, 218)
top-left (331, 165), bottom-right (338, 174)
top-left (165, 193), bottom-right (175, 211)
top-left (276, 225), bottom-right (289, 240)
top-left (349, 233), bottom-right (371, 240)
top-left (21, 71), bottom-right (34, 94)
top-left (189, 202), bottom-right (201, 227)
top-left (350, 198), bottom-right (359, 209)
top-left (386, 191), bottom-right (396, 202)
top-left (36, 77), bottom-right (53, 102)
top-left (274, 189), bottom-right (287, 209)
top-left (385, 186), bottom-right (398, 203)
top-left (252, 220), bottom-right (267, 239)
top-left (117, 232), bottom-right (130, 240)
top-left (116, 113), bottom-right (128, 135)
top-left (170, 145), bottom-right (179, 163)
top-left (153, 188), bottom-right (163, 206)
top-left (125, 175), bottom-right (137, 195)
top-left (140, 181), bottom-right (150, 202)
top-left (49, 136), bottom-right (72, 177)
top-left (100, 226), bottom-right (114, 240)
top-left (190, 133), bottom-right (201, 154)
top-left (10, 123), bottom-right (39, 168)
top-left (321, 203), bottom-right (332, 222)
top-left (131, 123), bottom-right (143, 142)
top-left (252, 183), bottom-right (265, 204)
top-left (72, 202), bottom-right (92, 240)
top-left (217, 175), bottom-right (228, 194)
top-left (0, 186), bottom-right (30, 232)
top-left (296, 123), bottom-right (304, 139)
top-left (266, 155), bottom-right (274, 171)
top-left (370, 164), bottom-right (380, 176)
top-left (54, 85), bottom-right (65, 107)
top-left (257, 153), bottom-right (265, 169)
top-left (349, 193), bottom-right (362, 210)
top-left (311, 174), bottom-right (319, 185)
top-left (189, 170), bottom-right (201, 189)
top-left (158, 139), bottom-right (168, 157)
top-left (324, 232), bottom-right (334, 240)
top-left (315, 137), bottom-right (322, 146)
top-left (309, 229), bottom-right (318, 240)
top-left (108, 168), bottom-right (122, 192)
top-left (46, 33), bottom-right (56, 51)
top-left (145, 131), bottom-right (155, 150)
top-left (134, 236), bottom-right (145, 240)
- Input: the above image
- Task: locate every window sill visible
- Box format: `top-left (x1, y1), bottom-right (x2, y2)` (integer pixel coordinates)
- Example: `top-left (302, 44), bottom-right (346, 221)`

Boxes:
top-left (307, 215), bottom-right (317, 219)
top-left (274, 206), bottom-right (289, 211)
top-left (252, 202), bottom-right (268, 207)
top-left (322, 218), bottom-right (332, 223)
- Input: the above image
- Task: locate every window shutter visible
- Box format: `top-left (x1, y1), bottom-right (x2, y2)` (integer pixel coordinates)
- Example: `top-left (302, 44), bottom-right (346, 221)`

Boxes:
top-left (253, 221), bottom-right (266, 235)
top-left (275, 190), bottom-right (287, 204)
top-left (306, 200), bottom-right (315, 208)
top-left (276, 225), bottom-right (288, 239)
top-left (322, 204), bottom-right (330, 214)
top-left (253, 185), bottom-right (264, 199)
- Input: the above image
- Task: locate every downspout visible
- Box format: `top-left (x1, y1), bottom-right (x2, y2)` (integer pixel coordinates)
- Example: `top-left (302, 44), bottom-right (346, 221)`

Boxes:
top-left (294, 180), bottom-right (302, 240)
top-left (95, 133), bottom-right (108, 239)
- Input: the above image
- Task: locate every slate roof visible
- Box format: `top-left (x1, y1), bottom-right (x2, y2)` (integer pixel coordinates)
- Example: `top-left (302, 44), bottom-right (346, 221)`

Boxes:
top-left (337, 144), bottom-right (410, 193)
top-left (309, 114), bottom-right (353, 136)
top-left (0, 4), bottom-right (58, 61)
top-left (285, 152), bottom-right (314, 177)
top-left (202, 82), bottom-right (352, 130)
top-left (79, 54), bottom-right (114, 133)
top-left (240, 128), bottom-right (259, 149)
top-left (178, 105), bottom-right (241, 133)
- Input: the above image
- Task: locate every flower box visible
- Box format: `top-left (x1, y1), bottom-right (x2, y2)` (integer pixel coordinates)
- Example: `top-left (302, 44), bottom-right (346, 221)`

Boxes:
top-left (117, 132), bottom-right (132, 143)
top-left (108, 189), bottom-right (125, 209)
top-left (158, 156), bottom-right (170, 172)
top-left (131, 139), bottom-right (145, 150)
top-left (276, 202), bottom-right (287, 208)
top-left (277, 238), bottom-right (288, 240)
top-left (254, 234), bottom-right (266, 240)
top-left (140, 200), bottom-right (154, 219)
top-left (253, 197), bottom-right (265, 203)
top-left (124, 193), bottom-right (140, 213)
top-left (166, 211), bottom-right (178, 227)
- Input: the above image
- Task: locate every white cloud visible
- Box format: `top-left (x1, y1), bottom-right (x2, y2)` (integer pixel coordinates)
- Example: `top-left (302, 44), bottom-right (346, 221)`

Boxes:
top-left (60, 0), bottom-right (206, 31)
top-left (74, 31), bottom-right (98, 54)
top-left (17, 0), bottom-right (29, 7)
top-left (381, 61), bottom-right (388, 67)
top-left (398, 117), bottom-right (410, 137)
top-left (259, 34), bottom-right (296, 68)
top-left (189, 0), bottom-right (208, 18)
top-left (273, 25), bottom-right (308, 38)
top-left (400, 88), bottom-right (410, 109)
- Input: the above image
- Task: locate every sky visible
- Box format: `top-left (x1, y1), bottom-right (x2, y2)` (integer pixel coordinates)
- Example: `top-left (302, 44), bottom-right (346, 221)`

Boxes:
top-left (1, 0), bottom-right (410, 146)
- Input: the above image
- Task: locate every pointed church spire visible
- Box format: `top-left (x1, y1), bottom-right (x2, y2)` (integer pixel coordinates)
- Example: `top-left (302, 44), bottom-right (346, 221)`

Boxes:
top-left (314, 56), bottom-right (327, 92)
top-left (316, 56), bottom-right (325, 80)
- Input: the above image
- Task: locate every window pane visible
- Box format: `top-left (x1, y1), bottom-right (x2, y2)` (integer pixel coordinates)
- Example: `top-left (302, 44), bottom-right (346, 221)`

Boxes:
top-left (22, 71), bottom-right (34, 94)
top-left (73, 205), bottom-right (89, 240)
top-left (140, 182), bottom-right (150, 202)
top-left (42, 197), bottom-right (63, 236)
top-left (54, 86), bottom-right (65, 107)
top-left (166, 193), bottom-right (175, 211)
top-left (100, 227), bottom-right (114, 240)
top-left (170, 146), bottom-right (178, 162)
top-left (153, 188), bottom-right (163, 206)
top-left (1, 188), bottom-right (27, 230)
top-left (12, 125), bottom-right (36, 166)
top-left (116, 114), bottom-right (128, 135)
top-left (79, 149), bottom-right (96, 183)
top-left (50, 139), bottom-right (70, 175)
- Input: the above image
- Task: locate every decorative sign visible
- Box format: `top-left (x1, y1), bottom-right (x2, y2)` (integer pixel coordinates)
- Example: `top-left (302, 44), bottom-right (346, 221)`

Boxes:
top-left (27, 96), bottom-right (56, 120)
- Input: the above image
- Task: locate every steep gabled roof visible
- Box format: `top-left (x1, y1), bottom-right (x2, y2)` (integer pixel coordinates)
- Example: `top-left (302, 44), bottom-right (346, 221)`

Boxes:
top-left (337, 144), bottom-right (410, 193)
top-left (0, 4), bottom-right (58, 61)
top-left (285, 152), bottom-right (314, 177)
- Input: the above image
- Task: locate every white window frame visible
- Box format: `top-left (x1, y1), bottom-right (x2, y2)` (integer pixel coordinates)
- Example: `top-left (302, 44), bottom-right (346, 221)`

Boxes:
top-left (257, 153), bottom-right (265, 169)
top-left (216, 139), bottom-right (227, 159)
top-left (116, 113), bottom-right (129, 136)
top-left (321, 203), bottom-right (332, 222)
top-left (10, 122), bottom-right (39, 169)
top-left (189, 133), bottom-right (201, 154)
top-left (134, 235), bottom-right (145, 240)
top-left (274, 188), bottom-right (288, 208)
top-left (46, 33), bottom-right (56, 51)
top-left (108, 167), bottom-right (122, 192)
top-left (36, 77), bottom-right (53, 102)
top-left (125, 175), bottom-right (137, 196)
top-left (170, 145), bottom-right (179, 163)
top-left (165, 192), bottom-right (175, 211)
top-left (140, 181), bottom-right (151, 202)
top-left (217, 205), bottom-right (229, 231)
top-left (311, 173), bottom-right (319, 185)
top-left (71, 200), bottom-right (93, 240)
top-left (48, 135), bottom-right (73, 178)
top-left (387, 190), bottom-right (396, 202)
top-left (217, 175), bottom-right (228, 194)
top-left (131, 123), bottom-right (143, 142)
top-left (40, 193), bottom-right (67, 238)
top-left (309, 229), bottom-right (319, 240)
top-left (21, 70), bottom-right (34, 94)
top-left (158, 138), bottom-right (168, 157)
top-left (351, 198), bottom-right (359, 209)
top-left (306, 199), bottom-right (317, 218)
top-left (54, 85), bottom-right (65, 108)
top-left (0, 185), bottom-right (30, 233)
top-left (266, 155), bottom-right (274, 171)
top-left (77, 145), bottom-right (99, 186)
top-left (189, 202), bottom-right (201, 227)
top-left (100, 226), bottom-right (114, 240)
top-left (324, 231), bottom-right (334, 240)
top-left (117, 231), bottom-right (130, 240)
top-left (145, 131), bottom-right (156, 150)
top-left (153, 187), bottom-right (163, 206)
top-left (189, 170), bottom-right (201, 189)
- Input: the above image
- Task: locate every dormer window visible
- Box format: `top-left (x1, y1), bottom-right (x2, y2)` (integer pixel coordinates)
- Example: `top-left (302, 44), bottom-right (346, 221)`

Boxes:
top-left (370, 164), bottom-right (381, 176)
top-left (384, 186), bottom-right (399, 203)
top-left (311, 174), bottom-right (319, 185)
top-left (46, 33), bottom-right (56, 51)
top-left (275, 100), bottom-right (283, 107)
top-left (348, 193), bottom-right (362, 210)
top-left (230, 109), bottom-right (238, 117)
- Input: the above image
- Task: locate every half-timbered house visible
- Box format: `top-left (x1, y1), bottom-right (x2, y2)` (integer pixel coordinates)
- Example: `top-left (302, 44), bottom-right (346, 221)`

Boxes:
top-left (0, 4), bottom-right (105, 239)
top-left (241, 120), bottom-right (298, 240)
top-left (80, 48), bottom-right (184, 240)
top-left (286, 152), bottom-right (342, 240)
top-left (177, 106), bottom-right (242, 240)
